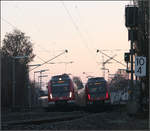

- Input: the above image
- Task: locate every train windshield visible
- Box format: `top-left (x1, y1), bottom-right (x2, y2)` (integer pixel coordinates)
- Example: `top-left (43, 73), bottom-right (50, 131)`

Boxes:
top-left (87, 82), bottom-right (106, 93)
top-left (51, 80), bottom-right (70, 93)
top-left (50, 74), bottom-right (71, 95)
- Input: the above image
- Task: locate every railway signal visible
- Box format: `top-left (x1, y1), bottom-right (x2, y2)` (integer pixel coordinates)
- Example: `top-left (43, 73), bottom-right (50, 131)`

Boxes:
top-left (124, 52), bottom-right (130, 63)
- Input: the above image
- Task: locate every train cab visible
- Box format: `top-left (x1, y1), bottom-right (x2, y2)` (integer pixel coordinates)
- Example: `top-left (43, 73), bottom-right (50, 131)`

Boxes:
top-left (47, 74), bottom-right (75, 107)
top-left (85, 77), bottom-right (110, 105)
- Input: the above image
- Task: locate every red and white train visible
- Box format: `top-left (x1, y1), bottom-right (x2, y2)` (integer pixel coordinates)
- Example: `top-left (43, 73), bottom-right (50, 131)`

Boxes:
top-left (85, 77), bottom-right (110, 105)
top-left (47, 74), bottom-right (76, 106)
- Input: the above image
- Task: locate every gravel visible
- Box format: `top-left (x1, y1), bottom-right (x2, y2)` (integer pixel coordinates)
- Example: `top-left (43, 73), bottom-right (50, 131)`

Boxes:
top-left (2, 109), bottom-right (149, 130)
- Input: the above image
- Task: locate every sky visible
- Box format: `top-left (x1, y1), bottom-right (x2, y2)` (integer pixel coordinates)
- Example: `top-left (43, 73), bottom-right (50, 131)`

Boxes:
top-left (1, 1), bottom-right (130, 89)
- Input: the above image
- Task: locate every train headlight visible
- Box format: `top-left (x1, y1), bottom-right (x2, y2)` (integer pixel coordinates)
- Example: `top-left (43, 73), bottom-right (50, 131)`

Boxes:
top-left (69, 92), bottom-right (72, 98)
top-left (50, 93), bottom-right (53, 99)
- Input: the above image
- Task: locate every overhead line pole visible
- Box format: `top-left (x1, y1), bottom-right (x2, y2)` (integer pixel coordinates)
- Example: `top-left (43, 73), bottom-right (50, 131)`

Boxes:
top-left (97, 50), bottom-right (126, 67)
top-left (102, 55), bottom-right (116, 79)
top-left (29, 50), bottom-right (68, 72)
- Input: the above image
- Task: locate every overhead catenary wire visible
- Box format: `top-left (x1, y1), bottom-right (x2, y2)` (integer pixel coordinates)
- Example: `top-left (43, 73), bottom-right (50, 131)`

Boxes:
top-left (1, 17), bottom-right (69, 74)
top-left (29, 50), bottom-right (68, 72)
top-left (62, 2), bottom-right (126, 72)
top-left (74, 4), bottom-right (97, 51)
top-left (61, 2), bottom-right (101, 72)
top-left (74, 3), bottom-right (128, 70)
top-left (8, 4), bottom-right (54, 56)
top-left (1, 17), bottom-right (19, 30)
top-left (36, 55), bottom-right (46, 63)
top-left (2, 12), bottom-right (55, 62)
top-left (62, 2), bottom-right (126, 76)
top-left (97, 50), bottom-right (126, 67)
top-left (1, 17), bottom-right (56, 65)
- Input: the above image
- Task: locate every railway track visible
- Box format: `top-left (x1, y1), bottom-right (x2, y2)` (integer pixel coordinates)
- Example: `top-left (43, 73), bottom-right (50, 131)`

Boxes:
top-left (2, 103), bottom-right (127, 130)
top-left (3, 114), bottom-right (85, 125)
top-left (2, 110), bottom-right (88, 129)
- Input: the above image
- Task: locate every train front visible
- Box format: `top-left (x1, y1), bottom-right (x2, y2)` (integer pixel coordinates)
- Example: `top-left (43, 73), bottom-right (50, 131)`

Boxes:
top-left (85, 77), bottom-right (110, 106)
top-left (48, 74), bottom-right (75, 107)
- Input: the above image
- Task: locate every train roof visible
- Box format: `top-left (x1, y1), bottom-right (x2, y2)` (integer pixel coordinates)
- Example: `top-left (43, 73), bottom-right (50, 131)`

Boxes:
top-left (51, 73), bottom-right (70, 81)
top-left (87, 77), bottom-right (106, 83)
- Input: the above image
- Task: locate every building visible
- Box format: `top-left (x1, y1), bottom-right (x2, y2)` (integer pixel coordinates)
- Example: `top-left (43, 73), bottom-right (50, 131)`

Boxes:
top-left (125, 0), bottom-right (149, 110)
top-left (133, 0), bottom-right (149, 103)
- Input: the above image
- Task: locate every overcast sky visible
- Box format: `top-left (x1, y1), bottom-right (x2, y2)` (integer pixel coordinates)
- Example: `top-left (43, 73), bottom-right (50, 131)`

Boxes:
top-left (1, 1), bottom-right (130, 88)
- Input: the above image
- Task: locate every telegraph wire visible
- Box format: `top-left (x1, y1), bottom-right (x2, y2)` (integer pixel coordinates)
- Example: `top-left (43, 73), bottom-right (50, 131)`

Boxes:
top-left (74, 4), bottom-right (128, 69)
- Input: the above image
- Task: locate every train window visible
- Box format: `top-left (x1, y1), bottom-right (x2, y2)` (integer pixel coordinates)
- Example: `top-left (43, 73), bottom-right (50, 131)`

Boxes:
top-left (87, 81), bottom-right (106, 93)
top-left (51, 81), bottom-right (70, 93)
top-left (88, 77), bottom-right (105, 83)
top-left (51, 74), bottom-right (70, 81)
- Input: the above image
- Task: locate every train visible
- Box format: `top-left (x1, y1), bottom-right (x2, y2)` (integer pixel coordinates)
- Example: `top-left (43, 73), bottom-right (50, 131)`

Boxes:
top-left (47, 73), bottom-right (76, 107)
top-left (47, 73), bottom-right (86, 107)
top-left (47, 74), bottom-right (110, 109)
top-left (85, 77), bottom-right (110, 106)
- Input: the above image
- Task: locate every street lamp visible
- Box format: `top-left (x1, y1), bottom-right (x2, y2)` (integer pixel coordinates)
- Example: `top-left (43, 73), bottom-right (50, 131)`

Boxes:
top-left (27, 64), bottom-right (41, 109)
top-left (12, 55), bottom-right (28, 109)
top-left (34, 69), bottom-right (49, 105)
top-left (34, 69), bottom-right (49, 85)
top-left (38, 75), bottom-right (48, 90)
top-left (35, 69), bottom-right (49, 89)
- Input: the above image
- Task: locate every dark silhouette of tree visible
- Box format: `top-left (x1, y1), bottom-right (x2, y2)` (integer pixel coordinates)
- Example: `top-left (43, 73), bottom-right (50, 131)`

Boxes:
top-left (1, 29), bottom-right (37, 109)
top-left (1, 29), bottom-right (35, 64)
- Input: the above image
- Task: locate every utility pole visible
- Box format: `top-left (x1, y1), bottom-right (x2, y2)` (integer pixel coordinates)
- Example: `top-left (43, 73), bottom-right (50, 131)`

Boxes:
top-left (130, 40), bottom-right (134, 100)
top-left (102, 55), bottom-right (116, 79)
top-left (97, 49), bottom-right (126, 67)
top-left (97, 50), bottom-right (117, 79)
top-left (29, 49), bottom-right (68, 72)
top-left (34, 70), bottom-right (42, 105)
top-left (38, 75), bottom-right (48, 90)
top-left (35, 69), bottom-right (49, 105)
top-left (102, 55), bottom-right (105, 78)
top-left (125, 4), bottom-right (138, 114)
top-left (28, 64), bottom-right (41, 109)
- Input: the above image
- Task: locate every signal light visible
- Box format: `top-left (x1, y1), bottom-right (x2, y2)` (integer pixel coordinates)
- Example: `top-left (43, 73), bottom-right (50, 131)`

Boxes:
top-left (124, 52), bottom-right (130, 63)
top-left (125, 6), bottom-right (138, 28)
